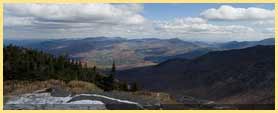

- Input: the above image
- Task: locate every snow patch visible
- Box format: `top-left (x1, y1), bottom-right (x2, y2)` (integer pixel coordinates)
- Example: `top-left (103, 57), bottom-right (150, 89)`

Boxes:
top-left (4, 93), bottom-right (106, 110)
top-left (73, 94), bottom-right (144, 109)
top-left (67, 100), bottom-right (104, 104)
top-left (6, 93), bottom-right (72, 104)
top-left (4, 90), bottom-right (144, 110)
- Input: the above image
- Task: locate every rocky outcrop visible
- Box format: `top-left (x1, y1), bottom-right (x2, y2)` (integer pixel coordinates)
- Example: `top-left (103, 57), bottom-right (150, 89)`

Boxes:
top-left (4, 88), bottom-right (144, 110)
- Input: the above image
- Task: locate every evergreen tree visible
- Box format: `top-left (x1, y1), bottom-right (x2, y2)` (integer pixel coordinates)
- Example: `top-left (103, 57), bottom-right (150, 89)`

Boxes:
top-left (102, 60), bottom-right (116, 91)
top-left (111, 60), bottom-right (116, 76)
top-left (4, 45), bottom-right (137, 92)
top-left (93, 66), bottom-right (96, 72)
top-left (110, 60), bottom-right (116, 82)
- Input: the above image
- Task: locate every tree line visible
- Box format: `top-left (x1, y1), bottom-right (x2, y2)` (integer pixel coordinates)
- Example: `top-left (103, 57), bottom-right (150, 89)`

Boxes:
top-left (4, 44), bottom-right (138, 91)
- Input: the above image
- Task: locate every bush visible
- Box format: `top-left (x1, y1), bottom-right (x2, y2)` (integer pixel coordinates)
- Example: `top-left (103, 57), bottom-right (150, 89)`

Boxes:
top-left (67, 80), bottom-right (103, 94)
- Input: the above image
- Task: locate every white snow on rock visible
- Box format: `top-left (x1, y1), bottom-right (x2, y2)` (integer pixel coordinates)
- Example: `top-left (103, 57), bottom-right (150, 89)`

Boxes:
top-left (6, 93), bottom-right (72, 104)
top-left (67, 100), bottom-right (104, 105)
top-left (4, 93), bottom-right (106, 110)
top-left (73, 94), bottom-right (144, 109)
top-left (4, 90), bottom-right (145, 110)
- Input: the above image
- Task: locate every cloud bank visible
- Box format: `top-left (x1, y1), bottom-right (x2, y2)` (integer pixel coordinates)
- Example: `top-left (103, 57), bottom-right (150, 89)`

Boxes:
top-left (4, 4), bottom-right (274, 42)
top-left (200, 5), bottom-right (274, 20)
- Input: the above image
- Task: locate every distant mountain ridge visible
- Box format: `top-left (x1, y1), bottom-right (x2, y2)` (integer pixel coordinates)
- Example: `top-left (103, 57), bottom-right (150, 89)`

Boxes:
top-left (135, 38), bottom-right (275, 63)
top-left (5, 37), bottom-right (201, 69)
top-left (218, 38), bottom-right (275, 50)
top-left (4, 37), bottom-right (274, 69)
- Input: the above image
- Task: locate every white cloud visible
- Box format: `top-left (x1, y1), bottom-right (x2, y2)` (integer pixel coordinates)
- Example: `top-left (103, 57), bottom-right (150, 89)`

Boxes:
top-left (253, 20), bottom-right (274, 26)
top-left (4, 16), bottom-right (34, 27)
top-left (4, 4), bottom-right (274, 42)
top-left (262, 27), bottom-right (274, 33)
top-left (200, 5), bottom-right (274, 20)
top-left (172, 17), bottom-right (208, 25)
top-left (151, 16), bottom-right (273, 42)
top-left (155, 17), bottom-right (254, 34)
top-left (4, 3), bottom-right (146, 27)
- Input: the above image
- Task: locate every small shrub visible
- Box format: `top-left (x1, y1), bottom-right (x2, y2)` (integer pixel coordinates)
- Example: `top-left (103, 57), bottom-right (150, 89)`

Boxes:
top-left (67, 80), bottom-right (103, 94)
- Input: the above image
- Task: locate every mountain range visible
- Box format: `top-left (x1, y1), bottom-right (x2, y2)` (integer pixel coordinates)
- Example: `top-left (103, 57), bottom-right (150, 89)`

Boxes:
top-left (4, 37), bottom-right (274, 69)
top-left (4, 37), bottom-right (275, 109)
top-left (116, 45), bottom-right (274, 105)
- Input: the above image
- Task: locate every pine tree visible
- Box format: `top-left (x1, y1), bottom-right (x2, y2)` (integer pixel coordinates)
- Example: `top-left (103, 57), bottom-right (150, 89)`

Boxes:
top-left (4, 45), bottom-right (134, 92)
top-left (111, 60), bottom-right (116, 77)
top-left (103, 60), bottom-right (116, 91)
top-left (93, 66), bottom-right (96, 72)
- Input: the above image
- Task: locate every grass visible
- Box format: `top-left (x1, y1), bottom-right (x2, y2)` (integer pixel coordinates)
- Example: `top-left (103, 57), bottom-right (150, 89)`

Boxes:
top-left (132, 91), bottom-right (178, 104)
top-left (4, 79), bottom-right (103, 97)
top-left (67, 80), bottom-right (103, 94)
top-left (4, 80), bottom-right (177, 105)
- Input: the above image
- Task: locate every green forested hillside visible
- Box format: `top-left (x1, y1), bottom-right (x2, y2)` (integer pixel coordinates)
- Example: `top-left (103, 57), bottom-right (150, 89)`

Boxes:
top-left (4, 44), bottom-right (137, 91)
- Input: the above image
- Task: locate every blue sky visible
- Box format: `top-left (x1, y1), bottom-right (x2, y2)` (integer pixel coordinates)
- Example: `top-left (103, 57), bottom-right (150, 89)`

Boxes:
top-left (4, 3), bottom-right (275, 42)
top-left (142, 3), bottom-right (274, 21)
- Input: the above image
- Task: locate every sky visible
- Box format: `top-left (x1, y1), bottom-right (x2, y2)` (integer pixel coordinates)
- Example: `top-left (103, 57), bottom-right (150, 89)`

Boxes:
top-left (4, 3), bottom-right (275, 42)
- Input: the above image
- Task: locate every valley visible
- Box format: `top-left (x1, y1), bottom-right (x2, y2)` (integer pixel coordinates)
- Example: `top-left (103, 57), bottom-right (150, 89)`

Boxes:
top-left (4, 37), bottom-right (275, 110)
